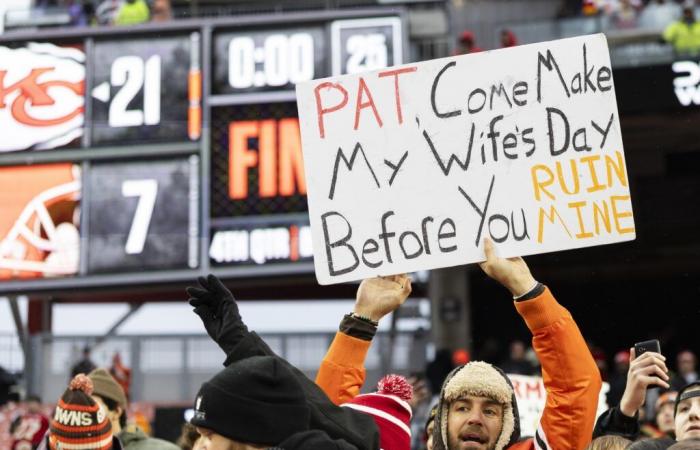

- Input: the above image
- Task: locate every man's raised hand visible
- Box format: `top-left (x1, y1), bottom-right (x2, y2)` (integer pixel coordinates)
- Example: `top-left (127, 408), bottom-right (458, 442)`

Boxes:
top-left (353, 274), bottom-right (412, 322)
top-left (478, 238), bottom-right (537, 297)
top-left (619, 348), bottom-right (670, 417)
top-left (186, 274), bottom-right (247, 354)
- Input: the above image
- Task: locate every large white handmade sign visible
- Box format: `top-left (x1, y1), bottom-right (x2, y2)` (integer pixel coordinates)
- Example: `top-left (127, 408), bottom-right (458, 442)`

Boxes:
top-left (296, 34), bottom-right (635, 285)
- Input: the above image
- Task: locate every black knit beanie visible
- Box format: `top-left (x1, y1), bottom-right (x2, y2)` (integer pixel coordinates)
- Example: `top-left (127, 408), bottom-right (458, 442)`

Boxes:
top-left (190, 355), bottom-right (310, 446)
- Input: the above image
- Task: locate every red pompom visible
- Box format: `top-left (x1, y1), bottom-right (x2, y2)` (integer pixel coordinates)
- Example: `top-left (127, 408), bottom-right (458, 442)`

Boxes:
top-left (377, 374), bottom-right (413, 402)
top-left (69, 374), bottom-right (94, 395)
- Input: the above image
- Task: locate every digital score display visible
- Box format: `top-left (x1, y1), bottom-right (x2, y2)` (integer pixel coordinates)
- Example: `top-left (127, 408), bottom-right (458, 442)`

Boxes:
top-left (213, 27), bottom-right (326, 94)
top-left (90, 34), bottom-right (200, 145)
top-left (86, 157), bottom-right (199, 273)
top-left (331, 17), bottom-right (403, 76)
top-left (210, 102), bottom-right (306, 218)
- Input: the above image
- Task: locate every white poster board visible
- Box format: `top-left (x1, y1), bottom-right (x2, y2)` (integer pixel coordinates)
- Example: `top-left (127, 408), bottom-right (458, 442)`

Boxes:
top-left (508, 374), bottom-right (610, 438)
top-left (296, 34), bottom-right (635, 285)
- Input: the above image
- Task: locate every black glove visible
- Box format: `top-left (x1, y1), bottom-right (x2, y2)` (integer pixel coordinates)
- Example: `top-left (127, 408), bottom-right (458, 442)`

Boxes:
top-left (186, 274), bottom-right (249, 358)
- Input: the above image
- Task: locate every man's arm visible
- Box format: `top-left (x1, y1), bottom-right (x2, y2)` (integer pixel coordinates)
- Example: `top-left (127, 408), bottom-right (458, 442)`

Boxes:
top-left (186, 275), bottom-right (382, 450)
top-left (479, 239), bottom-right (602, 450)
top-left (315, 275), bottom-right (412, 405)
top-left (593, 348), bottom-right (669, 440)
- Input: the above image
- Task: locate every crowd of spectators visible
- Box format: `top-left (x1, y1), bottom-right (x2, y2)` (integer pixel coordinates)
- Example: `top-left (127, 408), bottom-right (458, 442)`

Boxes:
top-left (34, 0), bottom-right (171, 27)
top-left (580, 0), bottom-right (700, 55)
top-left (0, 240), bottom-right (696, 450)
top-left (454, 0), bottom-right (700, 58)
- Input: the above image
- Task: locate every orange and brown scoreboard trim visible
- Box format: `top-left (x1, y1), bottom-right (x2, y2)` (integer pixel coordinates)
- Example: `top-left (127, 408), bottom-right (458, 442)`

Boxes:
top-left (0, 9), bottom-right (407, 295)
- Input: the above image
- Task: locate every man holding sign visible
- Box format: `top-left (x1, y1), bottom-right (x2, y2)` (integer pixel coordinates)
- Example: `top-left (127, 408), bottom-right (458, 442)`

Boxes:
top-left (314, 238), bottom-right (601, 450)
top-left (293, 32), bottom-right (622, 449)
top-left (430, 239), bottom-right (601, 450)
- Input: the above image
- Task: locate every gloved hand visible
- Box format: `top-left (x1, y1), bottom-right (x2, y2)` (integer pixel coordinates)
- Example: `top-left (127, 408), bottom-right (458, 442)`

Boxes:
top-left (186, 274), bottom-right (249, 358)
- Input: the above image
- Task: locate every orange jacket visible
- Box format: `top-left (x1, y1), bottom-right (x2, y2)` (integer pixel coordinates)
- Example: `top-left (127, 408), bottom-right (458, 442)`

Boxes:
top-left (316, 287), bottom-right (602, 450)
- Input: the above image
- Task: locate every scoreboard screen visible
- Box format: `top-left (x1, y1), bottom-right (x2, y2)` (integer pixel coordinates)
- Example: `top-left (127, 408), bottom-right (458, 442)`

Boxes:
top-left (90, 34), bottom-right (197, 145)
top-left (86, 157), bottom-right (199, 273)
top-left (213, 27), bottom-right (326, 94)
top-left (0, 10), bottom-right (406, 294)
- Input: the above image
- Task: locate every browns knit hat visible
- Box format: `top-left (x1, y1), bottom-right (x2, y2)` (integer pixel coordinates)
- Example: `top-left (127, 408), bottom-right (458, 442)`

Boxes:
top-left (88, 368), bottom-right (128, 408)
top-left (342, 374), bottom-right (413, 450)
top-left (190, 355), bottom-right (310, 446)
top-left (49, 374), bottom-right (113, 450)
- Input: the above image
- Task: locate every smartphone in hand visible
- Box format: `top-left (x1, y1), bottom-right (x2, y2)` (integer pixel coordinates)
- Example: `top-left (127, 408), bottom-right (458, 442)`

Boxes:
top-left (634, 339), bottom-right (663, 389)
top-left (634, 339), bottom-right (661, 358)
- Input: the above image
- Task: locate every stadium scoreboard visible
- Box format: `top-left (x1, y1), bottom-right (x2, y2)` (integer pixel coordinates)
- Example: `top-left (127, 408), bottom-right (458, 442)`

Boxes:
top-left (0, 10), bottom-right (406, 294)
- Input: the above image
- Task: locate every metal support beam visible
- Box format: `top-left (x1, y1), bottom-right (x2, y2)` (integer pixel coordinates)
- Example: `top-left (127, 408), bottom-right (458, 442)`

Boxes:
top-left (429, 266), bottom-right (471, 351)
top-left (9, 296), bottom-right (32, 394)
top-left (384, 309), bottom-right (399, 373)
top-left (9, 296), bottom-right (28, 359)
top-left (94, 303), bottom-right (144, 347)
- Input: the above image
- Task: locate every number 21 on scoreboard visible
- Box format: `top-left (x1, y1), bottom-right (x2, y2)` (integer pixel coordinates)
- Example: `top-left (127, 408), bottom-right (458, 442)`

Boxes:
top-left (108, 55), bottom-right (161, 128)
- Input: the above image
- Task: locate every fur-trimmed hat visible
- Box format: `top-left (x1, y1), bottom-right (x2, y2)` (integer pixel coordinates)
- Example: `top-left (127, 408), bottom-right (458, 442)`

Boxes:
top-left (49, 374), bottom-right (113, 450)
top-left (432, 361), bottom-right (521, 450)
top-left (342, 375), bottom-right (413, 450)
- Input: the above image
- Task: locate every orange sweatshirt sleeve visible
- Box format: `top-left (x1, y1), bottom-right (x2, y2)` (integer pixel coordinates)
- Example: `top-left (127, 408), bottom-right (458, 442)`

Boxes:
top-left (515, 287), bottom-right (602, 450)
top-left (315, 331), bottom-right (372, 405)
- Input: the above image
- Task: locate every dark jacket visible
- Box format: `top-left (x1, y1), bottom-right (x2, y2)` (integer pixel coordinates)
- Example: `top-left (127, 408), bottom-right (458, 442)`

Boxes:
top-left (119, 425), bottom-right (179, 450)
top-left (593, 406), bottom-right (641, 441)
top-left (273, 429), bottom-right (359, 449)
top-left (223, 331), bottom-right (380, 449)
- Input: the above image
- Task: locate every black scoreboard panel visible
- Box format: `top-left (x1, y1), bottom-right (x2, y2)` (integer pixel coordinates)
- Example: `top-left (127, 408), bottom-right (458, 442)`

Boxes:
top-left (90, 34), bottom-right (196, 145)
top-left (330, 17), bottom-right (403, 76)
top-left (209, 217), bottom-right (313, 267)
top-left (86, 157), bottom-right (199, 273)
top-left (0, 10), bottom-right (405, 294)
top-left (210, 102), bottom-right (307, 217)
top-left (213, 27), bottom-right (326, 94)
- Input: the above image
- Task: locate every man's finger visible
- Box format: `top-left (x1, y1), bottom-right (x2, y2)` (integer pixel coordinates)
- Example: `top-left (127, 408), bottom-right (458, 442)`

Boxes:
top-left (635, 351), bottom-right (664, 361)
top-left (483, 237), bottom-right (495, 261)
top-left (197, 276), bottom-right (209, 289)
top-left (633, 353), bottom-right (669, 374)
top-left (380, 274), bottom-right (405, 285)
top-left (630, 347), bottom-right (636, 361)
top-left (640, 375), bottom-right (670, 389)
top-left (188, 297), bottom-right (205, 308)
top-left (208, 274), bottom-right (231, 297)
top-left (403, 278), bottom-right (412, 296)
top-left (635, 364), bottom-right (669, 382)
top-left (192, 304), bottom-right (214, 321)
top-left (186, 286), bottom-right (210, 299)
